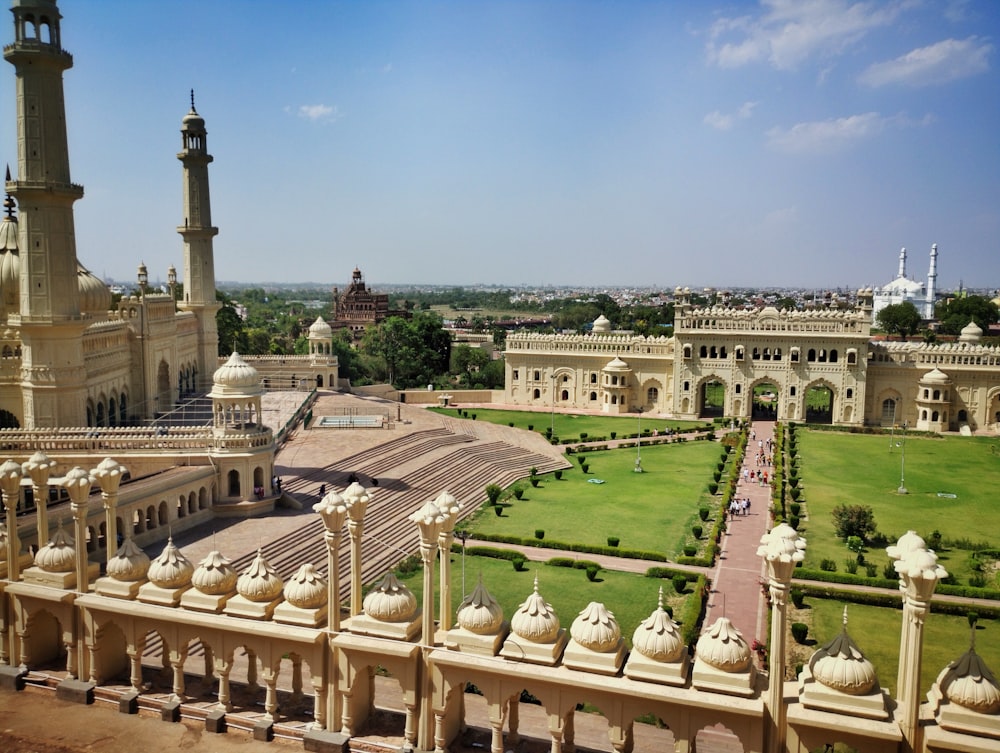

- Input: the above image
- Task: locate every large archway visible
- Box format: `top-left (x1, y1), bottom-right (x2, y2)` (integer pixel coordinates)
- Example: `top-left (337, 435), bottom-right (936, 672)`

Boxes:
top-left (752, 381), bottom-right (780, 421)
top-left (805, 383), bottom-right (834, 424)
top-left (699, 379), bottom-right (725, 418)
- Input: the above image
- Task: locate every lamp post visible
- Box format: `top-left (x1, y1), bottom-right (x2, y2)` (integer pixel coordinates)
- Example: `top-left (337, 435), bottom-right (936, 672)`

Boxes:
top-left (456, 531), bottom-right (469, 599)
top-left (897, 421), bottom-right (908, 494)
top-left (435, 491), bottom-right (461, 632)
top-left (314, 490), bottom-right (347, 631)
top-left (634, 407), bottom-right (644, 473)
top-left (22, 451), bottom-right (55, 551)
top-left (550, 373), bottom-right (555, 437)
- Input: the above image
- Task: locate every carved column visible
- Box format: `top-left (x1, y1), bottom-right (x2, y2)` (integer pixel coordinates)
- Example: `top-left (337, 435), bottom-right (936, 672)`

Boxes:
top-left (0, 460), bottom-right (22, 583)
top-left (343, 482), bottom-right (370, 616)
top-left (22, 451), bottom-right (55, 550)
top-left (92, 458), bottom-right (127, 566)
top-left (315, 490), bottom-right (347, 733)
top-left (215, 659), bottom-right (233, 711)
top-left (61, 468), bottom-right (94, 594)
top-left (435, 491), bottom-right (461, 632)
top-left (169, 649), bottom-right (188, 700)
top-left (262, 667), bottom-right (279, 722)
top-left (311, 673), bottom-right (327, 731)
top-left (411, 500), bottom-right (445, 751)
top-left (757, 522), bottom-right (806, 753)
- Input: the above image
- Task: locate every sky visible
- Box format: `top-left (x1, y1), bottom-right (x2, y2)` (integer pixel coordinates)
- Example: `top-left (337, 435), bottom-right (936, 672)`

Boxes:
top-left (2, 0), bottom-right (998, 290)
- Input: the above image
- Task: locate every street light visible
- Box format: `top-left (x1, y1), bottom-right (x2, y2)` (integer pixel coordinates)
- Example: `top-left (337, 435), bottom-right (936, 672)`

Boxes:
top-left (897, 421), bottom-right (908, 494)
top-left (634, 407), bottom-right (644, 473)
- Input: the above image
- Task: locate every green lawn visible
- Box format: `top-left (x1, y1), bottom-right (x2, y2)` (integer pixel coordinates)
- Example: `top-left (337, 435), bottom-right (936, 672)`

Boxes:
top-left (428, 406), bottom-right (711, 443)
top-left (794, 431), bottom-right (1000, 587)
top-left (466, 441), bottom-right (723, 557)
top-left (401, 554), bottom-right (700, 649)
top-left (801, 597), bottom-right (999, 698)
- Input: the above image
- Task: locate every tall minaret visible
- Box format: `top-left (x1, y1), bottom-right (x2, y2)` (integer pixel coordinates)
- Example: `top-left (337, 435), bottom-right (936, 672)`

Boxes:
top-left (926, 243), bottom-right (938, 319)
top-left (897, 247), bottom-right (907, 279)
top-left (5, 0), bottom-right (87, 427)
top-left (176, 91), bottom-right (220, 389)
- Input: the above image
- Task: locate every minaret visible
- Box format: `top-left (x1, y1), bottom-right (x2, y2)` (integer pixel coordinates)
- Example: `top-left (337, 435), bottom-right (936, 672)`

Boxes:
top-left (926, 243), bottom-right (938, 319)
top-left (897, 247), bottom-right (907, 279)
top-left (5, 0), bottom-right (87, 427)
top-left (176, 91), bottom-right (220, 389)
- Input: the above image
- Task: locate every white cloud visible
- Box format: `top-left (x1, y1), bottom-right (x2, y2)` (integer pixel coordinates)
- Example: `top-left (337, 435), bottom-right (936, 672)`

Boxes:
top-left (704, 101), bottom-right (759, 131)
top-left (297, 104), bottom-right (341, 123)
top-left (859, 37), bottom-right (992, 87)
top-left (766, 112), bottom-right (887, 153)
top-left (707, 0), bottom-right (905, 71)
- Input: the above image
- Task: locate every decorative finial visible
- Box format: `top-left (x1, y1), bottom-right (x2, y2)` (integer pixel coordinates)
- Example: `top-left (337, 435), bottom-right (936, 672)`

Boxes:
top-left (532, 574), bottom-right (539, 593)
top-left (842, 605), bottom-right (849, 628)
top-left (657, 585), bottom-right (664, 611)
top-left (190, 89), bottom-right (196, 113)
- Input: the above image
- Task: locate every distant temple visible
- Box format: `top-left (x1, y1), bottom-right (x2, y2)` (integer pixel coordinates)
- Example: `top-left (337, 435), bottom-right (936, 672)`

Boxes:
top-left (331, 267), bottom-right (407, 338)
top-left (872, 245), bottom-right (938, 320)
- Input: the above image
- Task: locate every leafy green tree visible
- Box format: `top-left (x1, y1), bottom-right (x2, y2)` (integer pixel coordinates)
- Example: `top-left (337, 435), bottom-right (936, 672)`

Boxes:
top-left (450, 344), bottom-right (490, 386)
top-left (876, 301), bottom-right (922, 339)
top-left (216, 291), bottom-right (248, 356)
top-left (832, 504), bottom-right (877, 541)
top-left (360, 312), bottom-right (451, 388)
top-left (935, 295), bottom-right (999, 336)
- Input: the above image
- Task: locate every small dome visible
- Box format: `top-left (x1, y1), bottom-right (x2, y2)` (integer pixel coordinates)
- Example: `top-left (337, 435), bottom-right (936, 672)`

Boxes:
top-left (309, 316), bottom-right (333, 338)
top-left (604, 356), bottom-right (630, 371)
top-left (236, 549), bottom-right (284, 602)
top-left (941, 649), bottom-right (1000, 714)
top-left (592, 314), bottom-right (611, 333)
top-left (34, 526), bottom-right (76, 573)
top-left (632, 589), bottom-right (685, 662)
top-left (510, 576), bottom-right (561, 644)
top-left (363, 572), bottom-right (418, 623)
top-left (920, 367), bottom-right (951, 385)
top-left (211, 352), bottom-right (261, 391)
top-left (106, 537), bottom-right (150, 582)
top-left (570, 602), bottom-right (621, 652)
top-left (182, 106), bottom-right (205, 130)
top-left (810, 610), bottom-right (877, 695)
top-left (959, 320), bottom-right (983, 345)
top-left (147, 537), bottom-right (194, 589)
top-left (456, 577), bottom-right (504, 635)
top-left (77, 262), bottom-right (112, 315)
top-left (283, 563), bottom-right (328, 609)
top-left (696, 617), bottom-right (751, 672)
top-left (191, 550), bottom-right (238, 595)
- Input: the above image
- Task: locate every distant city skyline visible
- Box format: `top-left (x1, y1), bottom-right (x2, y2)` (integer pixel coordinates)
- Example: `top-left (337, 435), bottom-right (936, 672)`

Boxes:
top-left (3, 0), bottom-right (998, 289)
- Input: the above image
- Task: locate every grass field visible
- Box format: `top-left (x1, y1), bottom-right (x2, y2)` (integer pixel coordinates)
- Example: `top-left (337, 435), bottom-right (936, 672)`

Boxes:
top-left (466, 440), bottom-right (723, 557)
top-left (795, 596), bottom-right (999, 698)
top-left (429, 407), bottom-right (711, 442)
top-left (794, 430), bottom-right (1000, 586)
top-left (400, 554), bottom-right (701, 650)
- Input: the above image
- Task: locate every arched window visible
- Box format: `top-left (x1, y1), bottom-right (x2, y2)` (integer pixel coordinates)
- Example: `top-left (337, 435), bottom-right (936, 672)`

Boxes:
top-left (532, 388), bottom-right (540, 399)
top-left (228, 469), bottom-right (241, 497)
top-left (932, 410), bottom-right (939, 421)
top-left (561, 390), bottom-right (569, 401)
top-left (589, 391), bottom-right (597, 401)
top-left (699, 345), bottom-right (707, 358)
top-left (807, 349), bottom-right (816, 362)
top-left (590, 373), bottom-right (597, 383)
top-left (829, 349), bottom-right (839, 363)
top-left (647, 387), bottom-right (659, 403)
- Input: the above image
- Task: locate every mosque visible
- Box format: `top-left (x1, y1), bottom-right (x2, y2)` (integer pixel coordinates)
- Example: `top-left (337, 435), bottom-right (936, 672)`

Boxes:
top-left (872, 245), bottom-right (939, 321)
top-left (2, 4), bottom-right (1000, 753)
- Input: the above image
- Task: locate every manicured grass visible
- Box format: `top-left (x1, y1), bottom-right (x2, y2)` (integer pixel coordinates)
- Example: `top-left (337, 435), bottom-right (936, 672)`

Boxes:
top-left (800, 597), bottom-right (998, 698)
top-left (467, 441), bottom-right (723, 557)
top-left (428, 406), bottom-right (711, 442)
top-left (793, 431), bottom-right (1000, 587)
top-left (401, 554), bottom-right (700, 649)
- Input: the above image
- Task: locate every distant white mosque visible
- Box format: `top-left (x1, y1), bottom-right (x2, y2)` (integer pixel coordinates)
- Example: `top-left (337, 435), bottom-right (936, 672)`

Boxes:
top-left (872, 244), bottom-right (938, 320)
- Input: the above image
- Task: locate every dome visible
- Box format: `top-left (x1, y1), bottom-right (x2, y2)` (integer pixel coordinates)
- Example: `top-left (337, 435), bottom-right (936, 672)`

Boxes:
top-left (592, 314), bottom-right (611, 334)
top-left (236, 549), bottom-right (284, 603)
top-left (510, 576), bottom-right (561, 644)
top-left (77, 262), bottom-right (112, 315)
top-left (456, 576), bottom-right (504, 635)
top-left (283, 563), bottom-right (328, 609)
top-left (696, 617), bottom-right (751, 672)
top-left (632, 589), bottom-right (685, 662)
top-left (941, 649), bottom-right (1000, 714)
top-left (182, 106), bottom-right (205, 130)
top-left (34, 526), bottom-right (77, 573)
top-left (920, 367), bottom-right (950, 385)
top-left (309, 316), bottom-right (333, 338)
top-left (604, 356), bottom-right (630, 371)
top-left (363, 572), bottom-right (418, 623)
top-left (147, 537), bottom-right (194, 589)
top-left (959, 320), bottom-right (983, 345)
top-left (191, 550), bottom-right (238, 595)
top-left (570, 602), bottom-right (621, 652)
top-left (106, 537), bottom-right (150, 582)
top-left (810, 610), bottom-right (877, 695)
top-left (210, 352), bottom-right (262, 394)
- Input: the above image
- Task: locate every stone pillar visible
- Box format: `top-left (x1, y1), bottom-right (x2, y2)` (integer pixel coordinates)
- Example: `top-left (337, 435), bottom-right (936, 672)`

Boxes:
top-left (757, 522), bottom-right (806, 753)
top-left (886, 531), bottom-right (927, 723)
top-left (343, 482), bottom-right (370, 617)
top-left (435, 491), bottom-right (461, 632)
top-left (92, 458), bottom-right (127, 566)
top-left (262, 667), bottom-right (279, 722)
top-left (411, 500), bottom-right (445, 751)
top-left (22, 451), bottom-right (55, 550)
top-left (507, 696), bottom-right (520, 747)
top-left (0, 460), bottom-right (22, 583)
top-left (314, 491), bottom-right (347, 631)
top-left (215, 660), bottom-right (233, 711)
top-left (311, 674), bottom-right (326, 731)
top-left (170, 650), bottom-right (188, 700)
top-left (62, 467), bottom-right (94, 594)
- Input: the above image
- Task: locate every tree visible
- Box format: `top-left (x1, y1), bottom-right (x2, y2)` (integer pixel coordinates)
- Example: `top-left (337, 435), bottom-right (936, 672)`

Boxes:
top-left (360, 312), bottom-right (451, 388)
top-left (935, 295), bottom-right (999, 336)
top-left (216, 291), bottom-right (248, 356)
top-left (450, 344), bottom-right (490, 387)
top-left (876, 301), bottom-right (922, 339)
top-left (831, 504), bottom-right (877, 541)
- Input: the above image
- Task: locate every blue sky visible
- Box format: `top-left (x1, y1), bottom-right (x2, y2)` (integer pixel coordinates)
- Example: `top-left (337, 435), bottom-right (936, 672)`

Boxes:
top-left (3, 0), bottom-right (998, 290)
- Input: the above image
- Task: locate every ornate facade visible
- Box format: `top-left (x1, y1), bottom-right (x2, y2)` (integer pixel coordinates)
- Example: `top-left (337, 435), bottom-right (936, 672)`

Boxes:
top-left (332, 266), bottom-right (407, 339)
top-left (504, 289), bottom-right (1000, 433)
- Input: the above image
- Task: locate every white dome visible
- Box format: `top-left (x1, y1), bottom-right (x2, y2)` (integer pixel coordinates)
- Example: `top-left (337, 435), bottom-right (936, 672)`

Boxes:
top-left (34, 526), bottom-right (76, 573)
top-left (509, 577), bottom-right (561, 644)
top-left (604, 356), bottom-right (630, 371)
top-left (77, 262), bottom-right (112, 315)
top-left (309, 316), bottom-right (333, 338)
top-left (941, 649), bottom-right (1000, 714)
top-left (147, 537), bottom-right (194, 589)
top-left (191, 550), bottom-right (238, 595)
top-left (283, 563), bottom-right (328, 609)
top-left (632, 590), bottom-right (685, 662)
top-left (106, 537), bottom-right (150, 582)
top-left (920, 367), bottom-right (951, 385)
top-left (696, 617), bottom-right (751, 672)
top-left (592, 314), bottom-right (611, 333)
top-left (959, 320), bottom-right (983, 344)
top-left (456, 577), bottom-right (504, 635)
top-left (236, 549), bottom-right (284, 602)
top-left (810, 626), bottom-right (877, 695)
top-left (363, 572), bottom-right (418, 623)
top-left (211, 352), bottom-right (261, 392)
top-left (570, 602), bottom-right (621, 652)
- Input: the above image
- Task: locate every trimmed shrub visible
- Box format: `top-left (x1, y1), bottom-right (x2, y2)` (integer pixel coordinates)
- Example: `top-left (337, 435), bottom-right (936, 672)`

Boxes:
top-left (586, 565), bottom-right (600, 582)
top-left (508, 422), bottom-right (514, 427)
top-left (512, 486), bottom-right (525, 500)
top-left (790, 502), bottom-right (801, 516)
top-left (527, 424), bottom-right (533, 431)
top-left (820, 558), bottom-right (837, 572)
top-left (699, 506), bottom-right (710, 522)
top-left (607, 536), bottom-right (620, 547)
top-left (534, 529), bottom-right (545, 540)
top-left (683, 545), bottom-right (697, 557)
top-left (789, 515), bottom-right (800, 530)
top-left (610, 431), bottom-right (617, 439)
top-left (485, 484), bottom-right (503, 505)
top-left (471, 414), bottom-right (477, 420)
top-left (672, 574), bottom-right (687, 594)
top-left (791, 588), bottom-right (805, 609)
top-left (530, 478), bottom-right (539, 487)
top-left (844, 558), bottom-right (859, 574)
top-left (790, 487), bottom-right (801, 501)
top-left (865, 563), bottom-right (878, 578)
top-left (578, 455), bottom-right (587, 465)
top-left (581, 463), bottom-right (589, 473)
top-left (692, 525), bottom-right (703, 539)
top-left (554, 470), bottom-right (562, 480)
top-left (883, 562), bottom-right (896, 579)
top-left (970, 572), bottom-right (988, 588)
top-left (530, 466), bottom-right (538, 477)
top-left (579, 432), bottom-right (588, 441)
top-left (512, 555), bottom-right (527, 571)
top-left (708, 482), bottom-right (719, 495)
top-left (493, 505), bottom-right (502, 517)
top-left (791, 622), bottom-right (809, 644)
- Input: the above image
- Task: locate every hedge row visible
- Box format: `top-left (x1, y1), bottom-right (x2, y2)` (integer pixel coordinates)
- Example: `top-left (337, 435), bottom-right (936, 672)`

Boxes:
top-left (793, 582), bottom-right (1000, 620)
top-left (546, 557), bottom-right (601, 571)
top-left (794, 569), bottom-right (1000, 602)
top-left (645, 567), bottom-right (703, 582)
top-left (468, 533), bottom-right (668, 562)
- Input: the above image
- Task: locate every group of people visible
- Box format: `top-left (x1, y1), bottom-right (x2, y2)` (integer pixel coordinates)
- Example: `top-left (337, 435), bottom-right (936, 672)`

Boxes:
top-left (729, 497), bottom-right (752, 517)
